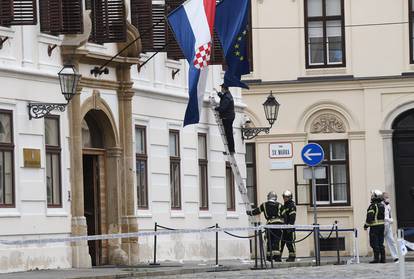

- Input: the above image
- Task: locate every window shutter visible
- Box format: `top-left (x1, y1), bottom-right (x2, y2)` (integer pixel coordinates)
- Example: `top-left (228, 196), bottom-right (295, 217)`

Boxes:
top-left (10, 0), bottom-right (37, 25)
top-left (91, 0), bottom-right (127, 43)
top-left (152, 4), bottom-right (165, 51)
top-left (39, 0), bottom-right (83, 34)
top-left (165, 0), bottom-right (184, 60)
top-left (210, 30), bottom-right (224, 65)
top-left (130, 0), bottom-right (153, 52)
top-left (0, 0), bottom-right (13, 26)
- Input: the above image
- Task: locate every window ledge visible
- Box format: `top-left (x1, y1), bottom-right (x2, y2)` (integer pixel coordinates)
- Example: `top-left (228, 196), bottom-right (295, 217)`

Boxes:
top-left (37, 33), bottom-right (62, 45)
top-left (304, 67), bottom-right (348, 76)
top-left (307, 205), bottom-right (353, 212)
top-left (46, 209), bottom-right (69, 217)
top-left (198, 211), bottom-right (212, 219)
top-left (0, 209), bottom-right (20, 218)
top-left (226, 211), bottom-right (239, 219)
top-left (170, 210), bottom-right (185, 219)
top-left (137, 211), bottom-right (153, 218)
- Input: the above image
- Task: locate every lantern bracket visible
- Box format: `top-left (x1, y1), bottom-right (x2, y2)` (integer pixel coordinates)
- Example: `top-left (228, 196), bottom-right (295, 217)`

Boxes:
top-left (241, 126), bottom-right (272, 140)
top-left (28, 102), bottom-right (68, 120)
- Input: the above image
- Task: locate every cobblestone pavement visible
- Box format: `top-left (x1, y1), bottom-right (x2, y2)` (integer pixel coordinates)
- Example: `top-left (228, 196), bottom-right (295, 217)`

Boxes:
top-left (142, 262), bottom-right (414, 279)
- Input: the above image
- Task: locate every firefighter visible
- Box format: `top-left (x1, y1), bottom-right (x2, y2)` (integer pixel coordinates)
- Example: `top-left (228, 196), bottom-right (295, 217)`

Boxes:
top-left (215, 85), bottom-right (235, 154)
top-left (247, 191), bottom-right (284, 262)
top-left (364, 189), bottom-right (386, 264)
top-left (280, 190), bottom-right (296, 262)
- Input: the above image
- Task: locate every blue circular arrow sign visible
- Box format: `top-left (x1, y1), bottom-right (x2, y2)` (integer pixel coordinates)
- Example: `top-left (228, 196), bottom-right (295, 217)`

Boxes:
top-left (301, 143), bottom-right (324, 167)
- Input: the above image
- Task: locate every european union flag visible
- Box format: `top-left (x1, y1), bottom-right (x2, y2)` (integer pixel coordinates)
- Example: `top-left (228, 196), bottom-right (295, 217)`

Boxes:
top-left (215, 0), bottom-right (250, 89)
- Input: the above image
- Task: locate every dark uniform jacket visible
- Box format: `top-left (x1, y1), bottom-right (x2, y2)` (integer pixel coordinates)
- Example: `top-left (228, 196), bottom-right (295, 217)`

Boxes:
top-left (215, 92), bottom-right (235, 120)
top-left (282, 200), bottom-right (296, 225)
top-left (251, 201), bottom-right (284, 224)
top-left (365, 201), bottom-right (385, 227)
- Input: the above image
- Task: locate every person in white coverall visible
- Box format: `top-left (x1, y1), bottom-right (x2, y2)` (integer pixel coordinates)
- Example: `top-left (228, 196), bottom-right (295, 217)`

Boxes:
top-left (382, 192), bottom-right (399, 262)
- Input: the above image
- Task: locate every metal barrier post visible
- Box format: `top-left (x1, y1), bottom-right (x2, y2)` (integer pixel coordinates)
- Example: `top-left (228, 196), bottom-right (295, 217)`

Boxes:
top-left (215, 223), bottom-right (219, 266)
top-left (258, 224), bottom-right (266, 268)
top-left (254, 222), bottom-right (258, 269)
top-left (150, 222), bottom-right (160, 266)
top-left (397, 229), bottom-right (405, 279)
top-left (313, 224), bottom-right (321, 266)
top-left (335, 221), bottom-right (340, 264)
top-left (354, 229), bottom-right (360, 264)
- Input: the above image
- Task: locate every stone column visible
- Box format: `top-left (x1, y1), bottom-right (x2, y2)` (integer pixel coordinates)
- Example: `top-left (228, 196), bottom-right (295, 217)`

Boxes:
top-left (69, 82), bottom-right (92, 268)
top-left (117, 65), bottom-right (139, 265)
top-left (106, 147), bottom-right (129, 264)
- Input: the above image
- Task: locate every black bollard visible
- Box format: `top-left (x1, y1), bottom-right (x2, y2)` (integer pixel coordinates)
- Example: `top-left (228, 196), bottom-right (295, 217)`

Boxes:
top-left (215, 223), bottom-right (219, 266)
top-left (150, 222), bottom-right (160, 266)
top-left (335, 221), bottom-right (340, 264)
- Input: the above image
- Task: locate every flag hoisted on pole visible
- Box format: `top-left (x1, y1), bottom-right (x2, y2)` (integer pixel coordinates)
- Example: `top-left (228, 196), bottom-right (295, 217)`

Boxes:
top-left (167, 0), bottom-right (216, 126)
top-left (215, 0), bottom-right (251, 89)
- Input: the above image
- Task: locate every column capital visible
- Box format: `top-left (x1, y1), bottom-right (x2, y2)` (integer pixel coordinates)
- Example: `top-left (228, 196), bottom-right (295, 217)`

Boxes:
top-left (107, 146), bottom-right (123, 157)
top-left (379, 129), bottom-right (394, 140)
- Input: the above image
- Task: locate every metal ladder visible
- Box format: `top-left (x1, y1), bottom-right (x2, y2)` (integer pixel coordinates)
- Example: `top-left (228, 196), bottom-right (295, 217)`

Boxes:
top-left (209, 95), bottom-right (252, 213)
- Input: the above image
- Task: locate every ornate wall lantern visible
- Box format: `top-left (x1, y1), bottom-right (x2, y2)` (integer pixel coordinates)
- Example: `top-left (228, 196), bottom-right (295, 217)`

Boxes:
top-left (28, 65), bottom-right (81, 119)
top-left (241, 91), bottom-right (280, 140)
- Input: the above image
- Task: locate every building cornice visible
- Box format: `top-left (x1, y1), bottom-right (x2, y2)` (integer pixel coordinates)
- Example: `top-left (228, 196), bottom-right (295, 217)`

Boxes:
top-left (243, 74), bottom-right (414, 95)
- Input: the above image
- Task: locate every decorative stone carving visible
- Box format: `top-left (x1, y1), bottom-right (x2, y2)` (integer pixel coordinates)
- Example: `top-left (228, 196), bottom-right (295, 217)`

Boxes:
top-left (310, 113), bottom-right (346, 133)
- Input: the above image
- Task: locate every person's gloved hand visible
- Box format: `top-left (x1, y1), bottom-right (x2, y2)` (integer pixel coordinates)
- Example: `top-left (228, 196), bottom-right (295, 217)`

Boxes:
top-left (214, 107), bottom-right (219, 111)
top-left (217, 92), bottom-right (223, 98)
top-left (363, 224), bottom-right (368, 230)
top-left (246, 210), bottom-right (253, 216)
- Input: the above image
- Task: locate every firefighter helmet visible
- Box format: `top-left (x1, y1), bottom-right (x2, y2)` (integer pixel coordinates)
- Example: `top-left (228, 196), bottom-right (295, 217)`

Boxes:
top-left (370, 189), bottom-right (383, 201)
top-left (267, 191), bottom-right (277, 202)
top-left (282, 190), bottom-right (293, 199)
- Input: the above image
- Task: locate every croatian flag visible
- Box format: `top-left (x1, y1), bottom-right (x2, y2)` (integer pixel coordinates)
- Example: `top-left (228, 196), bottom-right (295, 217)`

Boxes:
top-left (167, 0), bottom-right (215, 126)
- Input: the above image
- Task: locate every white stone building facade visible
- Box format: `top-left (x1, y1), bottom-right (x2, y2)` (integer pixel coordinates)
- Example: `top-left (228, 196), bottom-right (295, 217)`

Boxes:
top-left (0, 1), bottom-right (249, 273)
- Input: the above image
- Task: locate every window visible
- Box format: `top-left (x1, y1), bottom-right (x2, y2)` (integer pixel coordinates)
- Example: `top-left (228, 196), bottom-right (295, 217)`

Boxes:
top-left (198, 134), bottom-right (208, 210)
top-left (169, 130), bottom-right (181, 209)
top-left (136, 126), bottom-right (148, 209)
top-left (245, 143), bottom-right (257, 207)
top-left (39, 0), bottom-right (83, 35)
top-left (0, 0), bottom-right (37, 26)
top-left (0, 111), bottom-right (14, 207)
top-left (304, 0), bottom-right (345, 68)
top-left (313, 140), bottom-right (349, 205)
top-left (45, 116), bottom-right (61, 207)
top-left (226, 162), bottom-right (235, 211)
top-left (410, 0), bottom-right (414, 63)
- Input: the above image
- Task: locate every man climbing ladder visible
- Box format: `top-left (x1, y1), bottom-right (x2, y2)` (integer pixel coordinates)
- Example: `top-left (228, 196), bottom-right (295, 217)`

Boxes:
top-left (210, 87), bottom-right (252, 213)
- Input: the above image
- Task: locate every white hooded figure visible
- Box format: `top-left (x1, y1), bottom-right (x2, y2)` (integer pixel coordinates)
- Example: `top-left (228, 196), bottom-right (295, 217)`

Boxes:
top-left (382, 192), bottom-right (399, 262)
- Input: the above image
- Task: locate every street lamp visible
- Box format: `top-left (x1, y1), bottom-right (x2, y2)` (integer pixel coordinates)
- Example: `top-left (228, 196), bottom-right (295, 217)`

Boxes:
top-left (241, 91), bottom-right (280, 140)
top-left (28, 65), bottom-right (81, 119)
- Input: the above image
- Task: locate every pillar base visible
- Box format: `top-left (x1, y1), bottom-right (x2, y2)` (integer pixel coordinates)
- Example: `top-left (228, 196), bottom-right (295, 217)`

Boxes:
top-left (121, 216), bottom-right (139, 265)
top-left (71, 216), bottom-right (92, 268)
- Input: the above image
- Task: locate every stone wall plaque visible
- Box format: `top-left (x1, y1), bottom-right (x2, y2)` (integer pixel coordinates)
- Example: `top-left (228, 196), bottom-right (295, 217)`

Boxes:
top-left (23, 148), bottom-right (41, 168)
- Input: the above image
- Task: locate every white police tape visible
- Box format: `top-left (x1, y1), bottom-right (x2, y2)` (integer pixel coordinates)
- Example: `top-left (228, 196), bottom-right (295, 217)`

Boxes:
top-left (0, 224), bottom-right (336, 246)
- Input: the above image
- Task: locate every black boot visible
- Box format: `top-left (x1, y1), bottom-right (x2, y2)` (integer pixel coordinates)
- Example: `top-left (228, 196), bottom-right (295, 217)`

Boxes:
top-left (286, 256), bottom-right (296, 262)
top-left (380, 249), bottom-right (386, 263)
top-left (369, 251), bottom-right (380, 264)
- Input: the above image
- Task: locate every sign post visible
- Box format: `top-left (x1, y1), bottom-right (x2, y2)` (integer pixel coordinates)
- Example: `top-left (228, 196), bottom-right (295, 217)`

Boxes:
top-left (301, 143), bottom-right (324, 266)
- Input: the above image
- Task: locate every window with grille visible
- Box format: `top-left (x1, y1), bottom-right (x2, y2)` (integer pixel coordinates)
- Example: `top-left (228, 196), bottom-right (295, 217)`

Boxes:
top-left (136, 126), bottom-right (148, 209)
top-left (226, 162), bottom-right (235, 211)
top-left (45, 116), bottom-right (62, 207)
top-left (169, 130), bottom-right (181, 209)
top-left (198, 133), bottom-right (208, 210)
top-left (304, 0), bottom-right (345, 68)
top-left (0, 111), bottom-right (14, 207)
top-left (294, 140), bottom-right (350, 206)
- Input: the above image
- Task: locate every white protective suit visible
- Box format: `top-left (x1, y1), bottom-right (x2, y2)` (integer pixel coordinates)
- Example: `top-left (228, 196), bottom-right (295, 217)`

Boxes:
top-left (383, 200), bottom-right (398, 260)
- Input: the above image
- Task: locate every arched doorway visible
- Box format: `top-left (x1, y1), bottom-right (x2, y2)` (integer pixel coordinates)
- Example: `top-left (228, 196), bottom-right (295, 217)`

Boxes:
top-left (81, 109), bottom-right (117, 266)
top-left (392, 109), bottom-right (414, 238)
